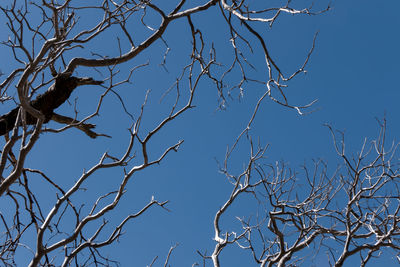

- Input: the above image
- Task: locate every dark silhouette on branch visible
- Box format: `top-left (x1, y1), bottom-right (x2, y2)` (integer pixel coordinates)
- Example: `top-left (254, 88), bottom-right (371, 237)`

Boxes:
top-left (0, 74), bottom-right (106, 138)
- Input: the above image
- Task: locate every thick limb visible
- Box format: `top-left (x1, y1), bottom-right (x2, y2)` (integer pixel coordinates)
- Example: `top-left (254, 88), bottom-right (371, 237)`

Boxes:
top-left (0, 108), bottom-right (19, 136)
top-left (0, 75), bottom-right (104, 138)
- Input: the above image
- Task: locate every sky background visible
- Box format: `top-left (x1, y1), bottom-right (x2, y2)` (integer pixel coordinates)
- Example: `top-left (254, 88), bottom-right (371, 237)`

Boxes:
top-left (1, 0), bottom-right (400, 266)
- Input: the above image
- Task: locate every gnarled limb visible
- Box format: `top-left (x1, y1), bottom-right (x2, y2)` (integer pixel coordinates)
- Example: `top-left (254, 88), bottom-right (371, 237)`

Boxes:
top-left (51, 113), bottom-right (110, 139)
top-left (0, 74), bottom-right (103, 138)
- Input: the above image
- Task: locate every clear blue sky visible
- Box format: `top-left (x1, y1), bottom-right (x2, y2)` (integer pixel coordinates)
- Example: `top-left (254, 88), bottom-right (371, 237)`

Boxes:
top-left (2, 1), bottom-right (400, 266)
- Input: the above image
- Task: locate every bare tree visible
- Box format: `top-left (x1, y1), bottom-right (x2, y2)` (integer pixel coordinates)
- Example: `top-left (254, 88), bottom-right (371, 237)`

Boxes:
top-left (199, 119), bottom-right (400, 267)
top-left (8, 1), bottom-right (399, 267)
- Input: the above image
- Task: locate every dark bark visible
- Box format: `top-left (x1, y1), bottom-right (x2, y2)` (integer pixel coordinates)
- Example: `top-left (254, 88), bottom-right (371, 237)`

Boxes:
top-left (0, 74), bottom-right (103, 137)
